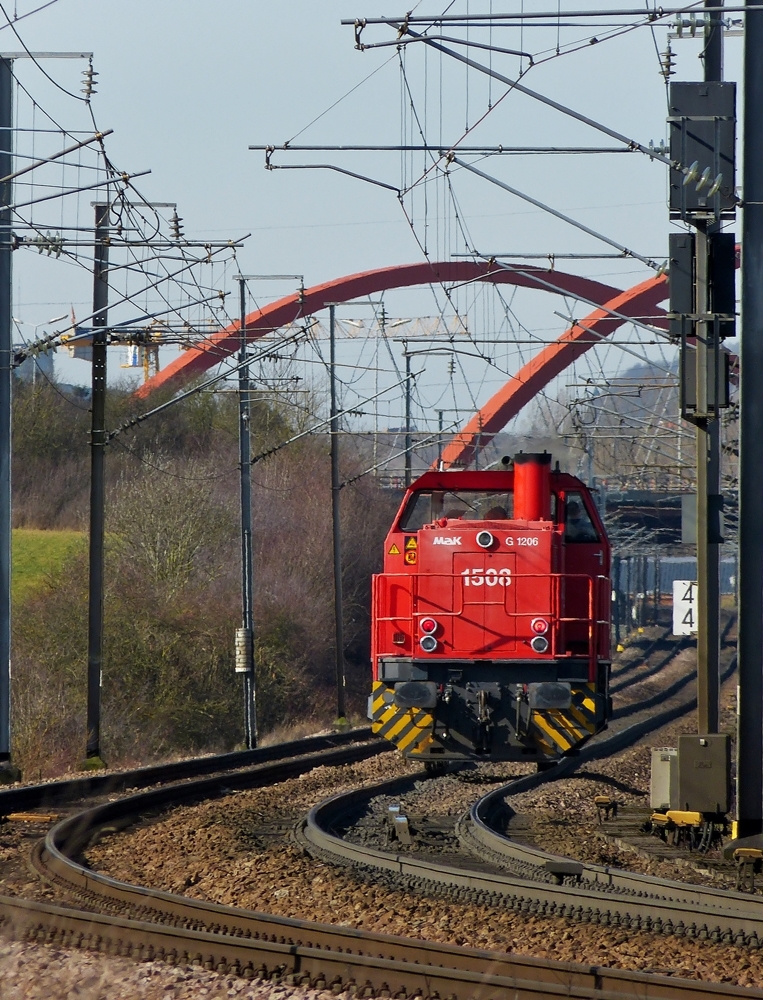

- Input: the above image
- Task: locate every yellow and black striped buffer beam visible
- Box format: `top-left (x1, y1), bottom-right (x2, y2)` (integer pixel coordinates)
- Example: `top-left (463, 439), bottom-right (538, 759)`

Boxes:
top-left (529, 682), bottom-right (602, 757)
top-left (371, 680), bottom-right (434, 755)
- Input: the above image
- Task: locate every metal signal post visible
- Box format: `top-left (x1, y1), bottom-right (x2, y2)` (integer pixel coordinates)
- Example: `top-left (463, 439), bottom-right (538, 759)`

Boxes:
top-left (85, 203), bottom-right (110, 765)
top-left (670, 4), bottom-right (734, 745)
top-left (0, 57), bottom-right (12, 779)
top-left (694, 0), bottom-right (724, 736)
top-left (235, 276), bottom-right (257, 749)
top-left (329, 304), bottom-right (346, 721)
top-left (737, 0), bottom-right (763, 837)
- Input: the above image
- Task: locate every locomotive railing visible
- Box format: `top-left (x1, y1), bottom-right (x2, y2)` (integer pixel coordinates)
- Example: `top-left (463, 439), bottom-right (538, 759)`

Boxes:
top-left (373, 571), bottom-right (610, 681)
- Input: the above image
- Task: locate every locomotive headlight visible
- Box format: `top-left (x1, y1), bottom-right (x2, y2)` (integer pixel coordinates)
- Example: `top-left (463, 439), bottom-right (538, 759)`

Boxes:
top-left (531, 618), bottom-right (549, 635)
top-left (420, 617), bottom-right (438, 634)
top-left (531, 635), bottom-right (549, 653)
top-left (476, 530), bottom-right (494, 549)
top-left (420, 634), bottom-right (438, 653)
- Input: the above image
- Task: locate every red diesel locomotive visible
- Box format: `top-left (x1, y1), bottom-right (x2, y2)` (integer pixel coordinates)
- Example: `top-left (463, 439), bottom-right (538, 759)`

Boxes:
top-left (369, 453), bottom-right (611, 765)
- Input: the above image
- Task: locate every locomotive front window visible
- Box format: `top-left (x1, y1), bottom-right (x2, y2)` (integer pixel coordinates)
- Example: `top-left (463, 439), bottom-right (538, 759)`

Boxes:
top-left (400, 490), bottom-right (515, 530)
top-left (564, 492), bottom-right (599, 543)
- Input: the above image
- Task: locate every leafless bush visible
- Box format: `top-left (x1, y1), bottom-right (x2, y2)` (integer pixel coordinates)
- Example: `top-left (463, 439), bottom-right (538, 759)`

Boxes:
top-left (11, 384), bottom-right (396, 773)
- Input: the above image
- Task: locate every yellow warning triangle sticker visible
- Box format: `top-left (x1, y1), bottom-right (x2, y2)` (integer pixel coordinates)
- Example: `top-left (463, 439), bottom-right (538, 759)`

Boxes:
top-left (405, 536), bottom-right (418, 550)
top-left (388, 543), bottom-right (400, 555)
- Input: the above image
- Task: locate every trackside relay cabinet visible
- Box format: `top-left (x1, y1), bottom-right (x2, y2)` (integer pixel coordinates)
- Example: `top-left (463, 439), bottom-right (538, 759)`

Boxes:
top-left (677, 733), bottom-right (731, 814)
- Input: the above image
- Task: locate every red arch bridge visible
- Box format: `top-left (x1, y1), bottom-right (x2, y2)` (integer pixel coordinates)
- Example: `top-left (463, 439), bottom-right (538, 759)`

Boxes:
top-left (135, 260), bottom-right (669, 469)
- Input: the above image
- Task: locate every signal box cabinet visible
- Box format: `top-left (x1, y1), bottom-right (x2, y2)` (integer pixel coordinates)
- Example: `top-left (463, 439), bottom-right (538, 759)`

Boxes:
top-left (677, 733), bottom-right (730, 815)
top-left (650, 747), bottom-right (678, 811)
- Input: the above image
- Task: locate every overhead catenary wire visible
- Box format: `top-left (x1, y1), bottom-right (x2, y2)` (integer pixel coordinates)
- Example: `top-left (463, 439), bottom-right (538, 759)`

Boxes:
top-left (451, 156), bottom-right (662, 270)
top-left (343, 6), bottom-right (741, 25)
top-left (249, 371), bottom-right (418, 466)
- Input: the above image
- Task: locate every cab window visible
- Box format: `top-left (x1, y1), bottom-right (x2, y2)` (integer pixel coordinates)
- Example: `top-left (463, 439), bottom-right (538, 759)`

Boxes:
top-left (399, 490), bottom-right (515, 531)
top-left (564, 492), bottom-right (599, 543)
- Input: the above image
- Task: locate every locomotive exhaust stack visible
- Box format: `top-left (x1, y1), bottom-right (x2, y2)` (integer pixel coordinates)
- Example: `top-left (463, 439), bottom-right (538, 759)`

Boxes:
top-left (513, 452), bottom-right (551, 521)
top-left (369, 453), bottom-right (611, 765)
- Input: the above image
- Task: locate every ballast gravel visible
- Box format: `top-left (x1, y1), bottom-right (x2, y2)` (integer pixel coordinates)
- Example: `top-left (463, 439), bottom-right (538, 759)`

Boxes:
top-left (508, 653), bottom-right (739, 888)
top-left (0, 938), bottom-right (341, 1000)
top-left (84, 729), bottom-right (763, 990)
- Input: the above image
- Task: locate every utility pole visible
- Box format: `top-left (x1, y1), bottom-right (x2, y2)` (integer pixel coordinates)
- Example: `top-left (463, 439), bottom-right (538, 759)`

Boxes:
top-left (437, 409), bottom-right (444, 470)
top-left (329, 305), bottom-right (346, 722)
top-left (737, 0), bottom-right (763, 837)
top-left (234, 276), bottom-right (257, 749)
top-left (0, 57), bottom-right (15, 781)
top-left (84, 203), bottom-right (109, 766)
top-left (670, 8), bottom-right (734, 742)
top-left (404, 348), bottom-right (412, 487)
top-left (693, 0), bottom-right (724, 735)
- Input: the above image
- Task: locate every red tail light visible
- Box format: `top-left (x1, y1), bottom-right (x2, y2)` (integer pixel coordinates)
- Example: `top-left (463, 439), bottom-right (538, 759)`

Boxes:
top-left (420, 617), bottom-right (438, 634)
top-left (531, 617), bottom-right (549, 635)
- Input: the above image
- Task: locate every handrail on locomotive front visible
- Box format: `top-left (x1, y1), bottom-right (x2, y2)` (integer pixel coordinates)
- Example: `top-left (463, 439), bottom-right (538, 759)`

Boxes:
top-left (374, 571), bottom-right (610, 681)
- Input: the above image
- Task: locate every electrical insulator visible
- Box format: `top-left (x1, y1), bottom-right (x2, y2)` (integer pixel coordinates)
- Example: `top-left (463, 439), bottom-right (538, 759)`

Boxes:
top-left (170, 209), bottom-right (184, 241)
top-left (448, 358), bottom-right (456, 376)
top-left (32, 230), bottom-right (64, 257)
top-left (660, 44), bottom-right (675, 80)
top-left (81, 61), bottom-right (98, 99)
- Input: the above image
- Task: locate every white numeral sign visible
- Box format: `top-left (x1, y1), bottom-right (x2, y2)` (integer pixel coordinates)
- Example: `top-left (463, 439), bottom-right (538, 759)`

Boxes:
top-left (672, 580), bottom-right (697, 636)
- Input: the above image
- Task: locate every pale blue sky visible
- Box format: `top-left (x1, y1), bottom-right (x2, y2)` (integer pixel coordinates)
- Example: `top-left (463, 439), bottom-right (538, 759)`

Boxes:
top-left (3, 1), bottom-right (743, 441)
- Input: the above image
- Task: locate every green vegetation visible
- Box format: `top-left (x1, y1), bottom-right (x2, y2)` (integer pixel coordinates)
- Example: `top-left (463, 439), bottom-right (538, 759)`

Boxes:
top-left (10, 378), bottom-right (396, 777)
top-left (12, 528), bottom-right (83, 603)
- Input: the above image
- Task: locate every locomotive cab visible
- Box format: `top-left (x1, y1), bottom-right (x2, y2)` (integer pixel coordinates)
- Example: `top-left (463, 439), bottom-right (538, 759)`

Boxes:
top-left (370, 453), bottom-right (611, 763)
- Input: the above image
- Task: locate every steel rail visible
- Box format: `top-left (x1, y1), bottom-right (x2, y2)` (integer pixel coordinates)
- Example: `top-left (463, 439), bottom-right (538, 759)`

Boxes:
top-left (302, 657), bottom-right (763, 950)
top-left (4, 893), bottom-right (751, 1000)
top-left (9, 737), bottom-right (756, 1000)
top-left (610, 638), bottom-right (689, 693)
top-left (0, 726), bottom-right (375, 815)
top-left (5, 685), bottom-right (757, 997)
top-left (1, 732), bottom-right (728, 1000)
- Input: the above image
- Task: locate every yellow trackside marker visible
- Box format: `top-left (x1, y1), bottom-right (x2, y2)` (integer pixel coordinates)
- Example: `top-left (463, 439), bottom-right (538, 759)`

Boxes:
top-left (405, 536), bottom-right (417, 550)
top-left (388, 543), bottom-right (401, 555)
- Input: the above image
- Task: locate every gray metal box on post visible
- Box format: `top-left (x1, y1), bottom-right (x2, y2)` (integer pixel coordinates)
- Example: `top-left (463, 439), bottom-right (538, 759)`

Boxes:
top-left (669, 82), bottom-right (736, 220)
top-left (650, 748), bottom-right (678, 810)
top-left (677, 734), bottom-right (731, 814)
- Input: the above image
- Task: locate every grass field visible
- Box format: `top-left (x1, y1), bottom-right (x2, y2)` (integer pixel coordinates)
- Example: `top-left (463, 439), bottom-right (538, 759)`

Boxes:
top-left (12, 528), bottom-right (84, 603)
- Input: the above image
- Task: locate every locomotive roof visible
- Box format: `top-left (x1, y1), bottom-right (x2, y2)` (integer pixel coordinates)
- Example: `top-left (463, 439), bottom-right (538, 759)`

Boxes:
top-left (406, 469), bottom-right (589, 492)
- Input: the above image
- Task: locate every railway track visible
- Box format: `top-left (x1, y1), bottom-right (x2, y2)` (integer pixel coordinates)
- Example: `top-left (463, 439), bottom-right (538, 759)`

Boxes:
top-left (0, 726), bottom-right (714, 1000)
top-left (0, 726), bottom-right (376, 815)
top-left (609, 612), bottom-right (734, 698)
top-left (0, 646), bottom-right (747, 999)
top-left (298, 659), bottom-right (757, 994)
